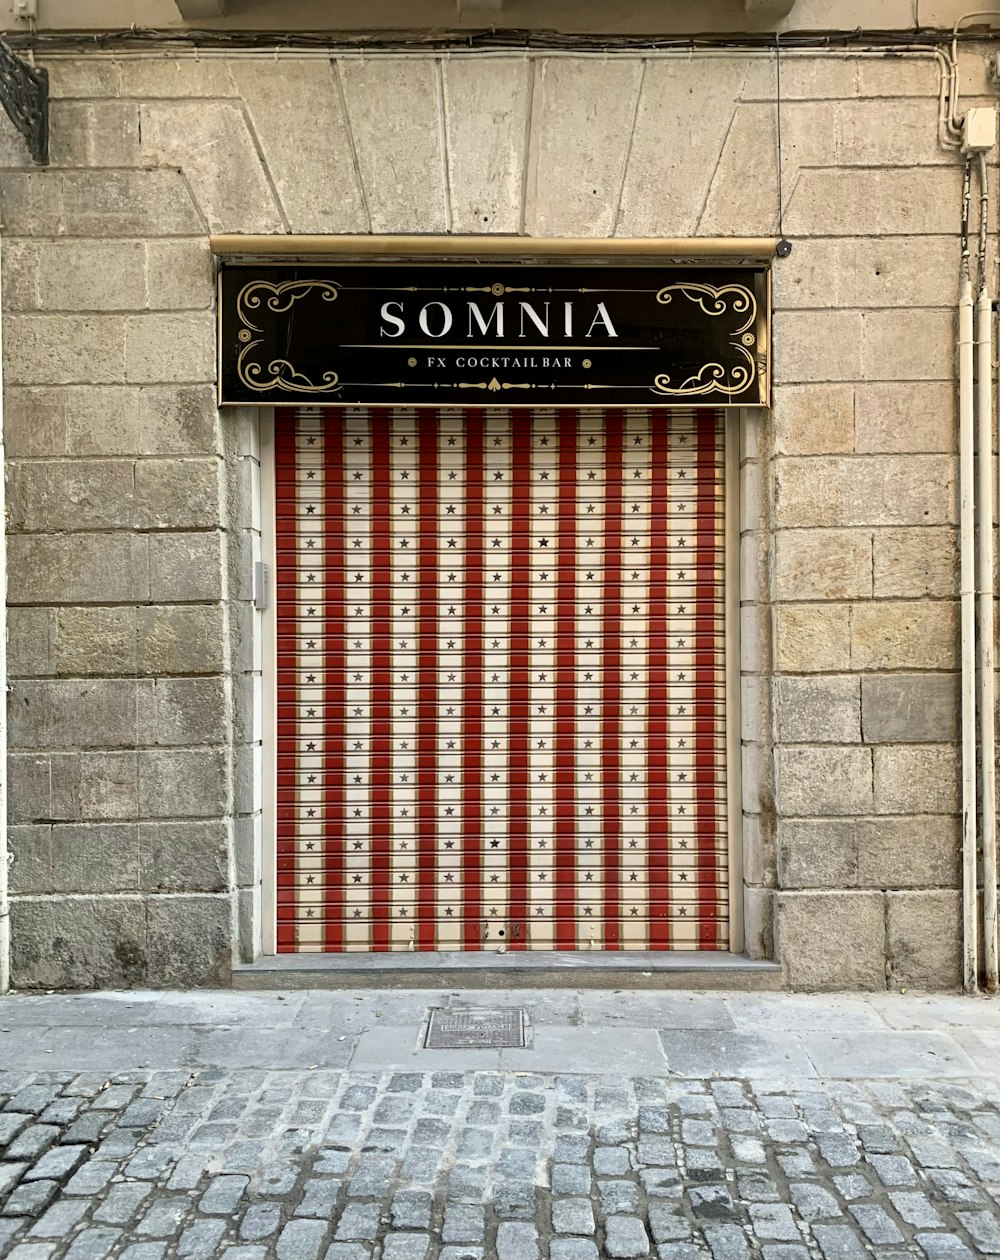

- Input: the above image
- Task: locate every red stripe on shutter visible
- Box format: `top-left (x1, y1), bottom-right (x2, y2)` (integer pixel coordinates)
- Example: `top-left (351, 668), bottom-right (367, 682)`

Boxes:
top-left (508, 411), bottom-right (532, 948)
top-left (417, 409), bottom-right (439, 949)
top-left (463, 412), bottom-right (484, 949)
top-left (695, 410), bottom-right (720, 947)
top-left (602, 410), bottom-right (624, 949)
top-left (555, 410), bottom-right (578, 949)
top-left (647, 416), bottom-right (671, 949)
top-left (370, 413), bottom-right (393, 951)
top-left (324, 413), bottom-right (346, 950)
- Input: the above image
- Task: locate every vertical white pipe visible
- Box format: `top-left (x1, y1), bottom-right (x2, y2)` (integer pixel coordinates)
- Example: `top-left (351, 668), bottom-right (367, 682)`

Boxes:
top-left (961, 158), bottom-right (979, 993)
top-left (981, 153), bottom-right (1000, 993)
top-left (0, 228), bottom-right (8, 997)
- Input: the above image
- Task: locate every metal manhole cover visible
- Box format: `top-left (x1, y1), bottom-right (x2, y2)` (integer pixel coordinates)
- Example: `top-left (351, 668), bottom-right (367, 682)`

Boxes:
top-left (425, 1007), bottom-right (526, 1049)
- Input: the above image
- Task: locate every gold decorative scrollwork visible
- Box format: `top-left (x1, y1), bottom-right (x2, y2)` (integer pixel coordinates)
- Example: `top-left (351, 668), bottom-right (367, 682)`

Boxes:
top-left (650, 345), bottom-right (756, 399)
top-left (235, 279), bottom-right (342, 395)
top-left (656, 281), bottom-right (756, 335)
top-left (652, 281), bottom-right (759, 399)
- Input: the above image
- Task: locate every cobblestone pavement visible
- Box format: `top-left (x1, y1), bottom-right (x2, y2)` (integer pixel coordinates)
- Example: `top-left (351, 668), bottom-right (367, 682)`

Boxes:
top-left (4, 1065), bottom-right (1000, 1258)
top-left (2, 991), bottom-right (1000, 1258)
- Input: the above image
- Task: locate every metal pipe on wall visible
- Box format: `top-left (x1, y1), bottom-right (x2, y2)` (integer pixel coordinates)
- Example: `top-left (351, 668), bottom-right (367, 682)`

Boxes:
top-left (960, 157), bottom-right (979, 994)
top-left (982, 149), bottom-right (1000, 993)
top-left (0, 229), bottom-right (9, 997)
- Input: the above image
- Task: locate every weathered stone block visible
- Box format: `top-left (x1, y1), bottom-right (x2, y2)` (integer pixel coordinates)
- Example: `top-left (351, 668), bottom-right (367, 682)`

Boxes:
top-left (886, 891), bottom-right (961, 990)
top-left (46, 59), bottom-right (119, 99)
top-left (139, 101), bottom-right (282, 233)
top-left (698, 103), bottom-right (774, 237)
top-left (9, 680), bottom-right (137, 750)
top-left (772, 385), bottom-right (854, 456)
top-left (5, 315), bottom-right (126, 385)
top-left (776, 746), bottom-right (873, 816)
top-left (10, 896), bottom-right (148, 991)
top-left (771, 311), bottom-right (863, 384)
top-left (837, 97), bottom-right (946, 166)
top-left (120, 58), bottom-right (236, 97)
top-left (8, 824), bottom-right (52, 893)
top-left (2, 240), bottom-right (39, 310)
top-left (0, 170), bottom-right (202, 237)
top-left (785, 167), bottom-right (965, 237)
top-left (862, 674), bottom-right (959, 743)
top-left (125, 313), bottom-right (216, 384)
top-left (137, 606), bottom-right (225, 675)
top-left (139, 821), bottom-right (229, 893)
top-left (61, 386), bottom-right (144, 456)
top-left (139, 385), bottom-right (219, 455)
top-left (617, 58), bottom-right (747, 237)
top-left (773, 604), bottom-right (851, 673)
top-left (51, 607), bottom-right (137, 677)
top-left (776, 676), bottom-right (861, 744)
top-left (740, 675), bottom-right (768, 746)
top-left (9, 534), bottom-right (148, 605)
top-left (776, 238), bottom-right (958, 310)
top-left (140, 678), bottom-right (227, 746)
top-left (442, 58), bottom-right (530, 235)
top-left (337, 59), bottom-right (447, 234)
top-left (7, 459), bottom-right (136, 532)
top-left (778, 820), bottom-right (857, 890)
top-left (856, 57), bottom-right (938, 96)
top-left (774, 530), bottom-right (872, 601)
top-left (855, 383), bottom-right (955, 455)
top-left (233, 814), bottom-right (259, 889)
top-left (50, 751), bottom-right (139, 821)
top-left (701, 101), bottom-right (835, 237)
top-left (233, 60), bottom-right (367, 234)
top-left (3, 387), bottom-right (70, 456)
top-left (872, 745), bottom-right (960, 814)
top-left (776, 891), bottom-right (886, 990)
top-left (8, 608), bottom-right (52, 677)
top-left (743, 886), bottom-right (774, 961)
top-left (138, 748), bottom-right (228, 819)
top-left (873, 528), bottom-right (958, 598)
top-left (145, 241), bottom-right (213, 311)
top-left (856, 817), bottom-right (960, 889)
top-left (49, 101), bottom-right (140, 169)
top-left (851, 601), bottom-right (959, 671)
top-left (862, 310), bottom-right (953, 381)
top-left (524, 58), bottom-right (643, 237)
top-left (742, 814), bottom-right (774, 888)
top-left (148, 533), bottom-right (224, 603)
top-left (135, 458), bottom-right (220, 529)
top-left (8, 753), bottom-right (51, 823)
top-left (774, 456), bottom-right (956, 528)
top-left (743, 53), bottom-right (860, 100)
top-left (145, 895), bottom-right (231, 987)
top-left (237, 886), bottom-right (260, 964)
top-left (17, 824), bottom-right (141, 894)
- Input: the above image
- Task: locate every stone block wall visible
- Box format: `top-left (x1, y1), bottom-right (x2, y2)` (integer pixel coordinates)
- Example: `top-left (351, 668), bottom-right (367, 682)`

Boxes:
top-left (0, 46), bottom-right (983, 988)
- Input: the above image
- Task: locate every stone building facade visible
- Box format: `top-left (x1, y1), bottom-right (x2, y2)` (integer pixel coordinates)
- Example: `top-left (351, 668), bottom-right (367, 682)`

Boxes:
top-left (0, 8), bottom-right (990, 990)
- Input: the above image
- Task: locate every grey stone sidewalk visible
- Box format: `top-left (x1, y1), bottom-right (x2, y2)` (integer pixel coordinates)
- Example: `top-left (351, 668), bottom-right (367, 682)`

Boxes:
top-left (1, 990), bottom-right (1000, 1259)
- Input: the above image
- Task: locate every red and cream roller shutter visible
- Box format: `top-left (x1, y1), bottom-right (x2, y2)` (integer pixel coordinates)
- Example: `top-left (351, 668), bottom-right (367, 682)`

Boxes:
top-left (274, 406), bottom-right (728, 952)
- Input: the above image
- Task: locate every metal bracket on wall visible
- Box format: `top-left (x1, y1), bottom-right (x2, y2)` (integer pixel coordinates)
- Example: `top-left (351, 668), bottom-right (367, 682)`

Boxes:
top-left (0, 38), bottom-right (48, 165)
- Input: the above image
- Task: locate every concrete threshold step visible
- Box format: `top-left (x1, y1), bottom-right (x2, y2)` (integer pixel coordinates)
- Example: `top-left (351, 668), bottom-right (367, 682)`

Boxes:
top-left (232, 950), bottom-right (783, 991)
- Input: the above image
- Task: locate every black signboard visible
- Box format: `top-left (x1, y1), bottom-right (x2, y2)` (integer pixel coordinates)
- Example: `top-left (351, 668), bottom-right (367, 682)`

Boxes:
top-left (218, 263), bottom-right (769, 408)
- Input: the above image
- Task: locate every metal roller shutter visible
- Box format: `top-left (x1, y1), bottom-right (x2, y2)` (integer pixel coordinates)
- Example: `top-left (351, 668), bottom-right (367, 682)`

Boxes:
top-left (274, 406), bottom-right (728, 952)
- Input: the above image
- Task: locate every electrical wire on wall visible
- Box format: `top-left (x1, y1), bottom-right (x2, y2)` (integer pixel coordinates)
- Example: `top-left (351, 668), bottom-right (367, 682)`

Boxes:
top-left (774, 36), bottom-right (791, 259)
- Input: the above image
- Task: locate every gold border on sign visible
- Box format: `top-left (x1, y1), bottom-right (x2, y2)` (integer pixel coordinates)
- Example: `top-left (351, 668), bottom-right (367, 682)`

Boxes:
top-left (236, 278), bottom-right (343, 395)
top-left (650, 281), bottom-right (759, 399)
